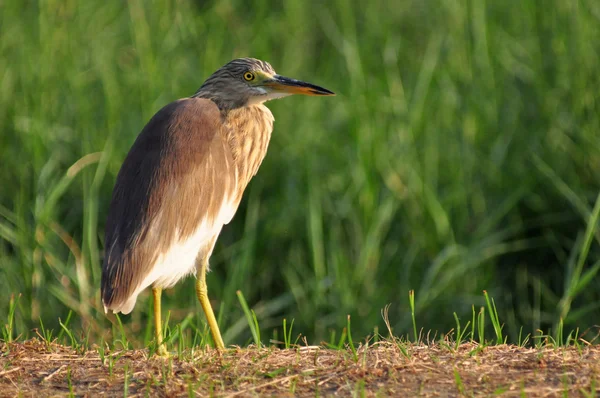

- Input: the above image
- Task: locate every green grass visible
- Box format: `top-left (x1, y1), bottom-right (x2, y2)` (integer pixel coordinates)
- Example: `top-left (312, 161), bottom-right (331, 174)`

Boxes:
top-left (1, 0), bottom-right (600, 348)
top-left (5, 291), bottom-right (598, 396)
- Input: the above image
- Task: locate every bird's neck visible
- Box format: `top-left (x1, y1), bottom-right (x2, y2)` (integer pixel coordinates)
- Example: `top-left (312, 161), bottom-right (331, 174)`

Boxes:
top-left (223, 104), bottom-right (275, 193)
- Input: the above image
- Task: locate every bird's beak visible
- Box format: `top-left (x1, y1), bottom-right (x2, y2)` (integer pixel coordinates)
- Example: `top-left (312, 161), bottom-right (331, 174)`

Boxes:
top-left (263, 74), bottom-right (335, 96)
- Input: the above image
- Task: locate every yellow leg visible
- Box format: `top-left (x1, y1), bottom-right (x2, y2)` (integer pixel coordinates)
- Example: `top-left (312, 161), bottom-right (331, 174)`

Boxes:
top-left (195, 262), bottom-right (225, 350)
top-left (152, 287), bottom-right (168, 356)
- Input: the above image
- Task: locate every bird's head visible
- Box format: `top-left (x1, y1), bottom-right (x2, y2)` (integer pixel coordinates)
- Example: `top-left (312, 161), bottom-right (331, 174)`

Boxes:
top-left (195, 58), bottom-right (334, 110)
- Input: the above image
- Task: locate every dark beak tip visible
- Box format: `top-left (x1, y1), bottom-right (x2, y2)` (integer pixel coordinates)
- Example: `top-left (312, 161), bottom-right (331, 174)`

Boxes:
top-left (311, 87), bottom-right (335, 96)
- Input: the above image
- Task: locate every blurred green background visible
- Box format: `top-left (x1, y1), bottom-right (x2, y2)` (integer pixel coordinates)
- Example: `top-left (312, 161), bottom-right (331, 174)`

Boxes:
top-left (1, 0), bottom-right (600, 346)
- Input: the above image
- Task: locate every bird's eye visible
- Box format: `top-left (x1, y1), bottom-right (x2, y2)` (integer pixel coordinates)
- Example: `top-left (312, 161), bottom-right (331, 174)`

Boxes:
top-left (243, 72), bottom-right (255, 81)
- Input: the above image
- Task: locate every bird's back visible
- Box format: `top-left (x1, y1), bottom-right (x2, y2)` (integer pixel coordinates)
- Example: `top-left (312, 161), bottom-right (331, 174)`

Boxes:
top-left (102, 97), bottom-right (274, 314)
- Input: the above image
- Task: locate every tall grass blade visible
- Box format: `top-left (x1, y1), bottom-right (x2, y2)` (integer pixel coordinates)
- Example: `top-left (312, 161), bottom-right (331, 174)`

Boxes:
top-left (236, 290), bottom-right (261, 347)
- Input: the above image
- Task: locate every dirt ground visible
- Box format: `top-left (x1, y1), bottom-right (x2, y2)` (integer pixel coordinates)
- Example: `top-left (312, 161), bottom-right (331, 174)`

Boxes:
top-left (1, 339), bottom-right (599, 397)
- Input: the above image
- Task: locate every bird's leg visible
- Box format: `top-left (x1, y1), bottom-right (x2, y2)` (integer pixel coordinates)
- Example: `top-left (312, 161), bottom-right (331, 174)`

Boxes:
top-left (195, 260), bottom-right (225, 350)
top-left (152, 287), bottom-right (168, 356)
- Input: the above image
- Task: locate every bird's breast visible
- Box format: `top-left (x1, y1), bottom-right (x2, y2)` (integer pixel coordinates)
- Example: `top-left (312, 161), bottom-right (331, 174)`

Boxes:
top-left (223, 105), bottom-right (274, 193)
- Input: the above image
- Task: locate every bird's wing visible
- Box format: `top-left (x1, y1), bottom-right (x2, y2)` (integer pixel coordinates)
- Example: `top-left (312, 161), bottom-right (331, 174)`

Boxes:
top-left (101, 98), bottom-right (238, 310)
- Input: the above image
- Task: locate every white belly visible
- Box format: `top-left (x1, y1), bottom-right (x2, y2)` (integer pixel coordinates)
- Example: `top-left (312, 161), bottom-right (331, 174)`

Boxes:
top-left (116, 217), bottom-right (226, 315)
top-left (149, 221), bottom-right (223, 289)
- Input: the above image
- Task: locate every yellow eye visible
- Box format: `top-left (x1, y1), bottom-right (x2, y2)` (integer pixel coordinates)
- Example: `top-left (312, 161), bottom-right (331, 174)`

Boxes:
top-left (243, 72), bottom-right (255, 81)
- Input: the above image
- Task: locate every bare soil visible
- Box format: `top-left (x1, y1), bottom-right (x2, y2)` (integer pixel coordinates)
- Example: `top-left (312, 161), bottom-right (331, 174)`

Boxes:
top-left (1, 339), bottom-right (599, 397)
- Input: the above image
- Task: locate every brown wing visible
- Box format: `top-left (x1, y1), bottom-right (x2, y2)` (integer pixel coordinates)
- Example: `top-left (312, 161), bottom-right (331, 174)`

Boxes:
top-left (101, 98), bottom-right (238, 310)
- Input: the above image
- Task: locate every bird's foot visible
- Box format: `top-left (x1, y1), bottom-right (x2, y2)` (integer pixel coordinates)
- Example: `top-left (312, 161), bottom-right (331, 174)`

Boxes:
top-left (156, 344), bottom-right (169, 357)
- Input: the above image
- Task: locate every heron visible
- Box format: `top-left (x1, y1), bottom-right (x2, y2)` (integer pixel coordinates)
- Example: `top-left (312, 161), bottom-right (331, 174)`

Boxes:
top-left (101, 58), bottom-right (334, 355)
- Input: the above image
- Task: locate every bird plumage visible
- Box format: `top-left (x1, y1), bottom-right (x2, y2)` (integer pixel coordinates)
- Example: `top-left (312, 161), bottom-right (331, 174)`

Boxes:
top-left (100, 58), bottom-right (333, 351)
top-left (194, 58), bottom-right (277, 110)
top-left (102, 97), bottom-right (274, 313)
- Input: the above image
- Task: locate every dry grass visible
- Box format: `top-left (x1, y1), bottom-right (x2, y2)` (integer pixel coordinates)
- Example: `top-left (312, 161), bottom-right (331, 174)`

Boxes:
top-left (1, 339), bottom-right (599, 397)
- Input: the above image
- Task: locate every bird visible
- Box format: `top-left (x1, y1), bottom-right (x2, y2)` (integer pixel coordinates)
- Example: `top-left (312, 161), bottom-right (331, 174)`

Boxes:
top-left (101, 58), bottom-right (334, 355)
